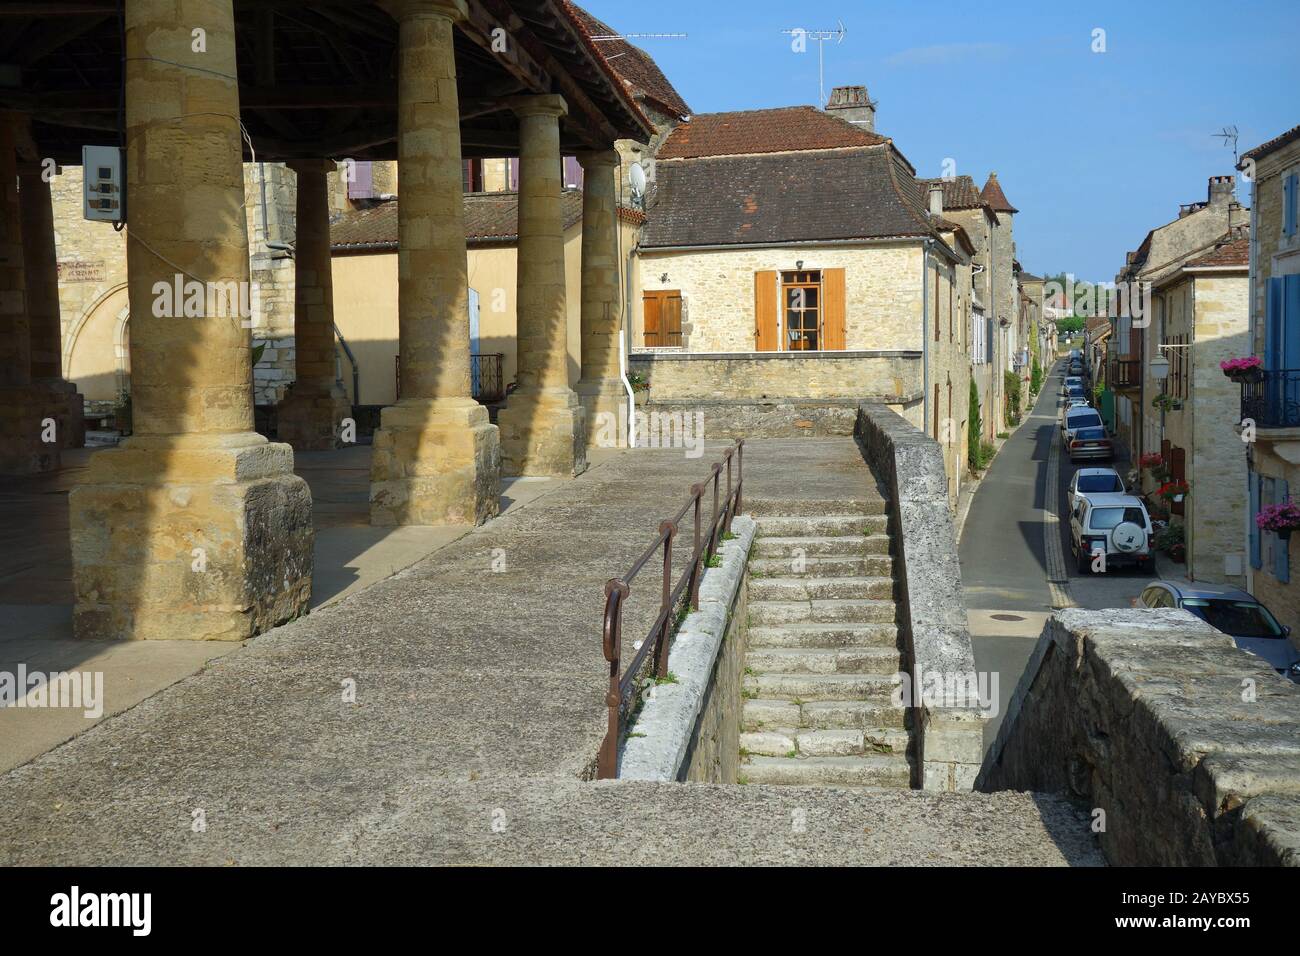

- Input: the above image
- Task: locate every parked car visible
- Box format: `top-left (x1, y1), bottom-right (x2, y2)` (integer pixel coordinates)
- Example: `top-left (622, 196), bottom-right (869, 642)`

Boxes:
top-left (1062, 375), bottom-right (1084, 393)
top-left (1061, 406), bottom-right (1104, 444)
top-left (1069, 493), bottom-right (1153, 574)
top-left (1068, 466), bottom-right (1127, 510)
top-left (1137, 582), bottom-right (1300, 682)
top-left (1067, 426), bottom-right (1112, 461)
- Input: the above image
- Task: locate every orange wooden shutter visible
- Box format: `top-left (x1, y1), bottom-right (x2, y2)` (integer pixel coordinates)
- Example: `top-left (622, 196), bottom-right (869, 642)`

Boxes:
top-left (643, 292), bottom-right (662, 346)
top-left (664, 293), bottom-right (682, 346)
top-left (822, 268), bottom-right (846, 350)
top-left (755, 271), bottom-right (778, 351)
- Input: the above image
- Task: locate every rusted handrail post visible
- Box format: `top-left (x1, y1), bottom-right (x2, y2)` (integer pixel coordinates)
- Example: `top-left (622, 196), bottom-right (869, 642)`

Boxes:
top-left (599, 579), bottom-right (629, 779)
top-left (654, 520), bottom-right (676, 678)
top-left (689, 482), bottom-right (703, 609)
top-left (709, 461), bottom-right (722, 557)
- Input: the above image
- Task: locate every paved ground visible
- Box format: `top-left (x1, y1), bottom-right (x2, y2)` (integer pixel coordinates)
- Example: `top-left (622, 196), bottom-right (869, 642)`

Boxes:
top-left (0, 436), bottom-right (1102, 865)
top-left (961, 361), bottom-right (1159, 748)
top-left (0, 443), bottom-right (574, 772)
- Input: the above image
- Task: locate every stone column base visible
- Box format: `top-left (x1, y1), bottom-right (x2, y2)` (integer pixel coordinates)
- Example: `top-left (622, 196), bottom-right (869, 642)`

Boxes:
top-left (498, 387), bottom-right (588, 477)
top-left (576, 378), bottom-right (630, 451)
top-left (69, 433), bottom-right (314, 641)
top-left (0, 385), bottom-right (61, 474)
top-left (36, 380), bottom-right (84, 449)
top-left (370, 397), bottom-right (501, 526)
top-left (276, 387), bottom-right (352, 451)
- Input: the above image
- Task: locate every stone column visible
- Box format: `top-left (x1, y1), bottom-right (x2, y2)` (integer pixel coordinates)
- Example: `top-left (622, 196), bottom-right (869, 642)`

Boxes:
top-left (277, 159), bottom-right (350, 450)
top-left (0, 112), bottom-right (58, 474)
top-left (369, 0), bottom-right (501, 525)
top-left (573, 150), bottom-right (626, 448)
top-left (19, 159), bottom-right (85, 449)
top-left (69, 0), bottom-right (313, 641)
top-left (497, 95), bottom-right (587, 477)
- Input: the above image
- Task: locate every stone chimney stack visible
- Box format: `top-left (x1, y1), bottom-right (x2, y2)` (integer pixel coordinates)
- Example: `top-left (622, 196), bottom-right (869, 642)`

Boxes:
top-left (928, 183), bottom-right (944, 216)
top-left (1208, 174), bottom-right (1235, 206)
top-left (824, 85), bottom-right (876, 132)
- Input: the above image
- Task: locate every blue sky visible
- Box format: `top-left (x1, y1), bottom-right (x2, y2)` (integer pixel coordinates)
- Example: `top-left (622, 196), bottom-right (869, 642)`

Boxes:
top-left (582, 0), bottom-right (1300, 283)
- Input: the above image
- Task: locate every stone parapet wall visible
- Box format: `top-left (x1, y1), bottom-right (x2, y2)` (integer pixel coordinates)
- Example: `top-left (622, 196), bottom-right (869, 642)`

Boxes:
top-left (979, 607), bottom-right (1300, 866)
top-left (854, 403), bottom-right (984, 790)
top-left (631, 350), bottom-right (921, 402)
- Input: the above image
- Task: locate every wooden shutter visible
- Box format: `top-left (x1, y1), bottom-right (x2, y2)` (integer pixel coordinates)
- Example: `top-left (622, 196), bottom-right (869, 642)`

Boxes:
top-left (755, 271), bottom-right (778, 351)
top-left (1279, 480), bottom-right (1292, 584)
top-left (1250, 473), bottom-right (1262, 570)
top-left (662, 293), bottom-right (682, 347)
top-left (822, 268), bottom-right (846, 351)
top-left (643, 292), bottom-right (662, 347)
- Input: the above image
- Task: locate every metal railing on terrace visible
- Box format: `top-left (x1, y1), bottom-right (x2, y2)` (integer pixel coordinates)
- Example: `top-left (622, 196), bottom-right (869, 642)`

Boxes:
top-left (598, 441), bottom-right (744, 779)
top-left (1242, 369), bottom-right (1300, 429)
top-left (1110, 357), bottom-right (1142, 389)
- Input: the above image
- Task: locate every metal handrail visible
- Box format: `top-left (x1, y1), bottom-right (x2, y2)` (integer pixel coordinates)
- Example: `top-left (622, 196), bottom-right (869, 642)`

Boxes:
top-left (1241, 367), bottom-right (1299, 428)
top-left (597, 440), bottom-right (744, 779)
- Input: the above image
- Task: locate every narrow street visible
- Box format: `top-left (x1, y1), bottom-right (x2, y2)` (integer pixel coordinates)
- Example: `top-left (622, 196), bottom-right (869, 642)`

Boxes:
top-left (961, 359), bottom-right (1154, 747)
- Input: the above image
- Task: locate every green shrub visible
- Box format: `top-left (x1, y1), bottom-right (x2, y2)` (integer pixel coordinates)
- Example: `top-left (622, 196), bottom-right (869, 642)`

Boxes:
top-left (1030, 357), bottom-right (1043, 396)
top-left (968, 378), bottom-right (982, 472)
top-left (1003, 371), bottom-right (1023, 427)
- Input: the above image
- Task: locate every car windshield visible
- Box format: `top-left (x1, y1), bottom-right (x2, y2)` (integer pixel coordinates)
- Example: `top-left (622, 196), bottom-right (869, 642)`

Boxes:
top-left (1181, 599), bottom-right (1283, 638)
top-left (1078, 473), bottom-right (1123, 492)
top-left (1089, 506), bottom-right (1145, 529)
top-left (1075, 428), bottom-right (1107, 440)
top-left (1068, 412), bottom-right (1101, 427)
top-left (1068, 386), bottom-right (1085, 395)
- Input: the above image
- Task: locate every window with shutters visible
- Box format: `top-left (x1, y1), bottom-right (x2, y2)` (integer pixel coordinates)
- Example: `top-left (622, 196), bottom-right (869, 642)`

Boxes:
top-left (755, 269), bottom-right (846, 352)
top-left (643, 291), bottom-right (682, 347)
top-left (781, 271), bottom-right (822, 350)
top-left (1284, 172), bottom-right (1298, 238)
top-left (462, 158), bottom-right (483, 193)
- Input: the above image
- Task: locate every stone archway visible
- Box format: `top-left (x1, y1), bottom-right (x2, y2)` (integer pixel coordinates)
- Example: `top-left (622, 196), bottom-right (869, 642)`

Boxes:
top-left (64, 283), bottom-right (130, 401)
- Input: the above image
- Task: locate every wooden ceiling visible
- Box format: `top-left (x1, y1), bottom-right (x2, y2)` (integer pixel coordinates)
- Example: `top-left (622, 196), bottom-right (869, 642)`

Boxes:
top-left (0, 0), bottom-right (653, 165)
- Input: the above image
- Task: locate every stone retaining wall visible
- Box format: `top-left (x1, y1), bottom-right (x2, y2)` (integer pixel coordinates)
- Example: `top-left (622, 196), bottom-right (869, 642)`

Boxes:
top-left (854, 402), bottom-right (985, 790)
top-left (979, 607), bottom-right (1300, 866)
top-left (619, 515), bottom-right (756, 782)
top-left (630, 350), bottom-right (921, 402)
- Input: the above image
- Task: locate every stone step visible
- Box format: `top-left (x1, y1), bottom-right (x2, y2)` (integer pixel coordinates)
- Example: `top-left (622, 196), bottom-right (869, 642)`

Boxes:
top-left (745, 497), bottom-right (888, 517)
top-left (746, 646), bottom-right (901, 675)
top-left (748, 623), bottom-right (899, 649)
top-left (742, 697), bottom-right (908, 732)
top-left (740, 754), bottom-right (911, 789)
top-left (740, 727), bottom-right (910, 758)
top-left (749, 576), bottom-right (893, 602)
top-left (744, 671), bottom-right (898, 702)
top-left (749, 599), bottom-right (896, 626)
top-left (752, 515), bottom-right (886, 538)
top-left (749, 554), bottom-right (892, 578)
top-left (750, 534), bottom-right (892, 558)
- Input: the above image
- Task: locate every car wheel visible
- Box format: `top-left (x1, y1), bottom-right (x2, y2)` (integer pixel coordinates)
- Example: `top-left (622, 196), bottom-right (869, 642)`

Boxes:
top-left (1076, 547), bottom-right (1090, 575)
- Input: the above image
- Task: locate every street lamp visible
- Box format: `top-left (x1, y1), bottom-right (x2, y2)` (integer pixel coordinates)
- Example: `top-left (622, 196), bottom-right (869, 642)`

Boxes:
top-left (1149, 354), bottom-right (1170, 380)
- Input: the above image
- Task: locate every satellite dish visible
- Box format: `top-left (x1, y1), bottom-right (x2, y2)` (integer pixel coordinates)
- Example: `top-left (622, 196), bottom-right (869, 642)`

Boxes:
top-left (629, 162), bottom-right (647, 196)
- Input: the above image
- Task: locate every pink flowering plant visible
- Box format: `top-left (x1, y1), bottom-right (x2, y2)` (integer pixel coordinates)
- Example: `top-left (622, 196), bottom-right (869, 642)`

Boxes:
top-left (1220, 356), bottom-right (1263, 375)
top-left (1256, 499), bottom-right (1300, 533)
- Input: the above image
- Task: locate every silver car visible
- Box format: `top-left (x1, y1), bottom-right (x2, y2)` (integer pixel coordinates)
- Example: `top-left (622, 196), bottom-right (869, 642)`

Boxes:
top-left (1138, 581), bottom-right (1300, 682)
top-left (1061, 406), bottom-right (1103, 444)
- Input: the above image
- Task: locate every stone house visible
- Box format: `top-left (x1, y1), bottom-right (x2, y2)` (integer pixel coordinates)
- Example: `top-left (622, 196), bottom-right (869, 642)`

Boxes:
top-left (1150, 233), bottom-right (1250, 585)
top-left (1111, 175), bottom-right (1248, 460)
top-left (1237, 123), bottom-right (1300, 633)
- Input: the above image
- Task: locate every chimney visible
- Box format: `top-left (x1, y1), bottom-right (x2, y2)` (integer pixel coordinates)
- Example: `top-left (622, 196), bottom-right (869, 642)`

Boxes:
top-left (1208, 174), bottom-right (1235, 206)
top-left (825, 85), bottom-right (876, 132)
top-left (928, 183), bottom-right (944, 216)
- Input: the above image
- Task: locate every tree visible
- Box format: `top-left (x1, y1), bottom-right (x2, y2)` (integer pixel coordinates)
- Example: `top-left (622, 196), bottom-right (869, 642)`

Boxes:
top-left (968, 378), bottom-right (982, 471)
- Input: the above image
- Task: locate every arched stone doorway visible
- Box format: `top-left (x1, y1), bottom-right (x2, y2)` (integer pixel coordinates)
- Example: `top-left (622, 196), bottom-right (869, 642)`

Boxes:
top-left (64, 283), bottom-right (130, 401)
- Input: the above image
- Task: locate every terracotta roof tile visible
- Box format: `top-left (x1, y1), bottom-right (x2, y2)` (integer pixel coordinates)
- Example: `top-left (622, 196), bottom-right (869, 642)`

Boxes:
top-left (916, 175), bottom-right (987, 211)
top-left (331, 191), bottom-right (585, 251)
top-left (563, 3), bottom-right (690, 119)
top-left (656, 106), bottom-right (888, 160)
top-left (1241, 123), bottom-right (1300, 164)
top-left (979, 172), bottom-right (1018, 214)
top-left (1188, 235), bottom-right (1250, 268)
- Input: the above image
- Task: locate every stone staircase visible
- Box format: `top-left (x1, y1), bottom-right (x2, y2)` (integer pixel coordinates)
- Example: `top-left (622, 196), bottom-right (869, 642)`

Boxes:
top-left (740, 496), bottom-right (913, 789)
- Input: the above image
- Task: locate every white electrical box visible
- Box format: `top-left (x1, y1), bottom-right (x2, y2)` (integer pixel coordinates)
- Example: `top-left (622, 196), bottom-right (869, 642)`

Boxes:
top-left (82, 145), bottom-right (124, 223)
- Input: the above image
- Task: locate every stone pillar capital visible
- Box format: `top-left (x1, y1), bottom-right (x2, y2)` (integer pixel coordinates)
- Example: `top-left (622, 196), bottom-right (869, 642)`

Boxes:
top-left (508, 94), bottom-right (568, 120)
top-left (379, 0), bottom-right (468, 23)
top-left (287, 158), bottom-right (337, 176)
top-left (575, 150), bottom-right (619, 170)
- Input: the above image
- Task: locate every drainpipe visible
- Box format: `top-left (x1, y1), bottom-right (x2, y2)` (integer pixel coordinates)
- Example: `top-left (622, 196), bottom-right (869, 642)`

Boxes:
top-left (1246, 175), bottom-right (1259, 594)
top-left (922, 238), bottom-right (931, 432)
top-left (622, 243), bottom-right (638, 449)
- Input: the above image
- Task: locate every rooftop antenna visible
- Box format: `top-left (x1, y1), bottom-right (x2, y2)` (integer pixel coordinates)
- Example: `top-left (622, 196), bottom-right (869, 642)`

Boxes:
top-left (1213, 125), bottom-right (1240, 166)
top-left (780, 21), bottom-right (847, 107)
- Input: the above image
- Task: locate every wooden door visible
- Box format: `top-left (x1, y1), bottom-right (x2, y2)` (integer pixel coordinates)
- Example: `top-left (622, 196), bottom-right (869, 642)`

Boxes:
top-left (754, 271), bottom-right (778, 351)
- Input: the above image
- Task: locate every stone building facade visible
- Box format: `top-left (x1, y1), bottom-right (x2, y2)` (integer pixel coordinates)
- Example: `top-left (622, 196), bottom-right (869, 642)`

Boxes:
top-left (1239, 124), bottom-right (1300, 635)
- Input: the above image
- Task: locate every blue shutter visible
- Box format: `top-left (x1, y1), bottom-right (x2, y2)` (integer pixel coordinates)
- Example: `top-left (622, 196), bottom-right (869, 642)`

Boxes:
top-left (1250, 472), bottom-right (1262, 570)
top-left (1278, 480), bottom-right (1292, 584)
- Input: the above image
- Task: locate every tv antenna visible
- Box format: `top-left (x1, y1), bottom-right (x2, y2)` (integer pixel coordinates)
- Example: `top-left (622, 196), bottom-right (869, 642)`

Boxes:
top-left (1213, 125), bottom-right (1240, 165)
top-left (780, 21), bottom-right (847, 106)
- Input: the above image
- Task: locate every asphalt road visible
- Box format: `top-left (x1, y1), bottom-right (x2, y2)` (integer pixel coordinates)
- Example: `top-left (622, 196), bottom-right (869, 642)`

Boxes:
top-left (960, 359), bottom-right (1151, 748)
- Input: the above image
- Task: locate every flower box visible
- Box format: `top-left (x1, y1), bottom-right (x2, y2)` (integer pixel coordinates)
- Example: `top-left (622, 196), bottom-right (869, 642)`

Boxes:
top-left (1221, 355), bottom-right (1263, 382)
top-left (1256, 500), bottom-right (1300, 539)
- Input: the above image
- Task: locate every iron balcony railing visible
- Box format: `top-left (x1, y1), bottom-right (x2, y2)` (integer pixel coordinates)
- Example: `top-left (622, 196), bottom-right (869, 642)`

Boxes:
top-left (471, 352), bottom-right (505, 403)
top-left (598, 441), bottom-right (744, 779)
top-left (1110, 357), bottom-right (1141, 389)
top-left (1241, 368), bottom-right (1300, 429)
